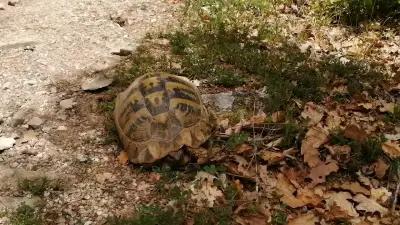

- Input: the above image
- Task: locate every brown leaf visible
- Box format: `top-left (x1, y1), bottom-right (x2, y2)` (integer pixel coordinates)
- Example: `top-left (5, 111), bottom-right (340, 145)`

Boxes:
top-left (325, 192), bottom-right (359, 218)
top-left (287, 212), bottom-right (319, 225)
top-left (276, 174), bottom-right (306, 208)
top-left (309, 161), bottom-right (339, 185)
top-left (325, 145), bottom-right (351, 163)
top-left (332, 181), bottom-right (370, 196)
top-left (382, 140), bottom-right (400, 159)
top-left (218, 118), bottom-right (230, 130)
top-left (374, 158), bottom-right (389, 179)
top-left (326, 110), bottom-right (342, 130)
top-left (235, 143), bottom-right (253, 154)
top-left (343, 124), bottom-right (368, 142)
top-left (370, 187), bottom-right (391, 203)
top-left (272, 111), bottom-right (285, 123)
top-left (379, 101), bottom-right (395, 113)
top-left (296, 188), bottom-right (323, 207)
top-left (301, 102), bottom-right (324, 126)
top-left (353, 194), bottom-right (389, 215)
top-left (301, 126), bottom-right (329, 167)
top-left (117, 151), bottom-right (129, 165)
top-left (235, 214), bottom-right (267, 225)
top-left (259, 150), bottom-right (284, 165)
top-left (248, 112), bottom-right (267, 124)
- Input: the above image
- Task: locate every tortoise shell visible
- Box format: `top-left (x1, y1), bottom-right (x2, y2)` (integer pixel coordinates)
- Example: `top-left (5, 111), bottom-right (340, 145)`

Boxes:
top-left (114, 72), bottom-right (214, 164)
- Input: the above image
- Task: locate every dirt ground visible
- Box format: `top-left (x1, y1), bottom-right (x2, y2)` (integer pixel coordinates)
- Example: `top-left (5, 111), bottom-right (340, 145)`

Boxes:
top-left (0, 0), bottom-right (180, 224)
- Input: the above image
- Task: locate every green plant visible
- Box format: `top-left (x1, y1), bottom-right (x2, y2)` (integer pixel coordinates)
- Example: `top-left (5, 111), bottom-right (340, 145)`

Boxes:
top-left (279, 122), bottom-right (301, 149)
top-left (312, 0), bottom-right (400, 26)
top-left (18, 178), bottom-right (52, 196)
top-left (9, 204), bottom-right (42, 225)
top-left (202, 164), bottom-right (226, 175)
top-left (107, 205), bottom-right (185, 225)
top-left (271, 210), bottom-right (287, 225)
top-left (226, 132), bottom-right (249, 150)
top-left (385, 104), bottom-right (400, 123)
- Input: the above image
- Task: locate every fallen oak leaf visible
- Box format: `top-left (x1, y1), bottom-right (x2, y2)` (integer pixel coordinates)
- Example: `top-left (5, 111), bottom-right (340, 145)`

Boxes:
top-left (332, 181), bottom-right (370, 196)
top-left (309, 161), bottom-right (339, 186)
top-left (301, 102), bottom-right (325, 126)
top-left (381, 140), bottom-right (400, 159)
top-left (343, 124), bottom-right (368, 142)
top-left (325, 110), bottom-right (342, 130)
top-left (189, 171), bottom-right (224, 208)
top-left (325, 192), bottom-right (359, 218)
top-left (370, 187), bottom-right (392, 203)
top-left (276, 173), bottom-right (306, 208)
top-left (301, 126), bottom-right (329, 167)
top-left (287, 212), bottom-right (319, 225)
top-left (374, 158), bottom-right (389, 179)
top-left (235, 214), bottom-right (267, 225)
top-left (117, 151), bottom-right (129, 165)
top-left (379, 101), bottom-right (395, 113)
top-left (353, 194), bottom-right (389, 215)
top-left (259, 149), bottom-right (285, 165)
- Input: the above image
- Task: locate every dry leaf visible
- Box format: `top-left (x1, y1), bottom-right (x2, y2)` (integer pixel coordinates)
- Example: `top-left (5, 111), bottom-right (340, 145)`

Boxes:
top-left (276, 173), bottom-right (306, 208)
top-left (382, 140), bottom-right (400, 159)
top-left (248, 112), bottom-right (267, 124)
top-left (218, 118), bottom-right (230, 129)
top-left (287, 212), bottom-right (319, 225)
top-left (370, 187), bottom-right (391, 203)
top-left (117, 151), bottom-right (129, 165)
top-left (190, 171), bottom-right (223, 207)
top-left (309, 161), bottom-right (339, 185)
top-left (358, 102), bottom-right (374, 110)
top-left (325, 145), bottom-right (351, 163)
top-left (301, 102), bottom-right (324, 126)
top-left (259, 150), bottom-right (285, 164)
top-left (301, 126), bottom-right (329, 167)
top-left (343, 124), bottom-right (368, 142)
top-left (272, 111), bottom-right (285, 123)
top-left (379, 101), bottom-right (395, 113)
top-left (357, 171), bottom-right (372, 187)
top-left (296, 187), bottom-right (323, 207)
top-left (326, 111), bottom-right (342, 130)
top-left (325, 192), bottom-right (359, 218)
top-left (235, 143), bottom-right (253, 154)
top-left (235, 214), bottom-right (267, 225)
top-left (353, 194), bottom-right (389, 215)
top-left (333, 181), bottom-right (370, 196)
top-left (374, 158), bottom-right (389, 179)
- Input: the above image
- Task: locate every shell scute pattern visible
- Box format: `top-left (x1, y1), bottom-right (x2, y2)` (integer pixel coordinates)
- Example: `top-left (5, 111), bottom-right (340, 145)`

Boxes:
top-left (114, 72), bottom-right (214, 164)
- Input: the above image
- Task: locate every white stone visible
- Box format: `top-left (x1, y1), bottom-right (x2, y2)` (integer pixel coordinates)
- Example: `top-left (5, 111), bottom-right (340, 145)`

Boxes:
top-left (57, 125), bottom-right (67, 131)
top-left (81, 74), bottom-right (113, 91)
top-left (60, 98), bottom-right (75, 109)
top-left (27, 117), bottom-right (43, 129)
top-left (201, 91), bottom-right (235, 111)
top-left (0, 137), bottom-right (16, 150)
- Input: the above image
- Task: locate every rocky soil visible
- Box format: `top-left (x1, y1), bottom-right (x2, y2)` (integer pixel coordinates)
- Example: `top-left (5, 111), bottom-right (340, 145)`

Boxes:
top-left (0, 0), bottom-right (179, 224)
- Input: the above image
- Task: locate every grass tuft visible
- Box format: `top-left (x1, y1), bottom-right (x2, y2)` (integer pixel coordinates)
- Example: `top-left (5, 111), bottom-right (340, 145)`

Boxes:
top-left (9, 204), bottom-right (42, 225)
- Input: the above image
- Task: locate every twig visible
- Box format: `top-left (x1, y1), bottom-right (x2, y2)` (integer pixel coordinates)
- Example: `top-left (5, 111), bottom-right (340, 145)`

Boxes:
top-left (392, 173), bottom-right (400, 212)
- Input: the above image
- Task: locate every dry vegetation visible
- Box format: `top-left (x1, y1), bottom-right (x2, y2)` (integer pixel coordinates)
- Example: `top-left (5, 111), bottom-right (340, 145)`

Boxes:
top-left (9, 0), bottom-right (400, 224)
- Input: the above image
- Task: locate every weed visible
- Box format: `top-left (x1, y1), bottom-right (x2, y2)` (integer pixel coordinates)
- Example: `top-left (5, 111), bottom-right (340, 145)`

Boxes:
top-left (312, 0), bottom-right (400, 26)
top-left (271, 210), bottom-right (287, 225)
top-left (226, 132), bottom-right (249, 150)
top-left (106, 205), bottom-right (185, 225)
top-left (279, 122), bottom-right (301, 149)
top-left (9, 204), bottom-right (42, 225)
top-left (384, 104), bottom-right (400, 124)
top-left (18, 177), bottom-right (52, 196)
top-left (211, 67), bottom-right (245, 88)
top-left (201, 164), bottom-right (226, 176)
top-left (168, 31), bottom-right (190, 55)
top-left (98, 101), bottom-right (115, 113)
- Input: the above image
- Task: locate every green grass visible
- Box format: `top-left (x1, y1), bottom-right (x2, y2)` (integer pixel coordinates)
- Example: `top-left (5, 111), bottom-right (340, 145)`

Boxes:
top-left (226, 132), bottom-right (249, 150)
top-left (106, 205), bottom-right (185, 225)
top-left (9, 204), bottom-right (42, 225)
top-left (271, 210), bottom-right (287, 225)
top-left (312, 0), bottom-right (400, 26)
top-left (18, 178), bottom-right (53, 196)
top-left (385, 104), bottom-right (400, 124)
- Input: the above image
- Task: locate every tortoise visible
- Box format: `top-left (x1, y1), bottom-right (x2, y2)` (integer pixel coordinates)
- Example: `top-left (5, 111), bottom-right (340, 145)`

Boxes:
top-left (114, 72), bottom-right (215, 164)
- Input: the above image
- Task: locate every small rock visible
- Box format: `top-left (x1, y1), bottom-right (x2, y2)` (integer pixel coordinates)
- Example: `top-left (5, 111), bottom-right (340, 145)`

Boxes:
top-left (0, 137), bottom-right (16, 151)
top-left (21, 130), bottom-right (37, 143)
top-left (11, 109), bottom-right (27, 127)
top-left (81, 75), bottom-right (113, 91)
top-left (27, 117), bottom-right (43, 129)
top-left (111, 48), bottom-right (133, 56)
top-left (95, 172), bottom-right (113, 184)
top-left (60, 98), bottom-right (75, 109)
top-left (202, 91), bottom-right (235, 111)
top-left (7, 0), bottom-right (19, 6)
top-left (57, 125), bottom-right (67, 131)
top-left (76, 154), bottom-right (88, 162)
top-left (0, 3), bottom-right (5, 10)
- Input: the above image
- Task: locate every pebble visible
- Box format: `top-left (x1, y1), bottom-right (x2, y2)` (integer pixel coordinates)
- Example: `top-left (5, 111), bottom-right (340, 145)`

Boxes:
top-left (57, 125), bottom-right (68, 131)
top-left (27, 117), bottom-right (43, 129)
top-left (8, 0), bottom-right (19, 6)
top-left (60, 98), bottom-right (75, 109)
top-left (81, 74), bottom-right (113, 91)
top-left (95, 172), bottom-right (113, 184)
top-left (0, 3), bottom-right (5, 10)
top-left (201, 91), bottom-right (235, 111)
top-left (0, 137), bottom-right (16, 151)
top-left (11, 109), bottom-right (27, 127)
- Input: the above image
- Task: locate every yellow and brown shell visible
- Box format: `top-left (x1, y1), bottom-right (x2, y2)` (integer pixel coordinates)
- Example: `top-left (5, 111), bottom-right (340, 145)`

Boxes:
top-left (114, 72), bottom-right (214, 164)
